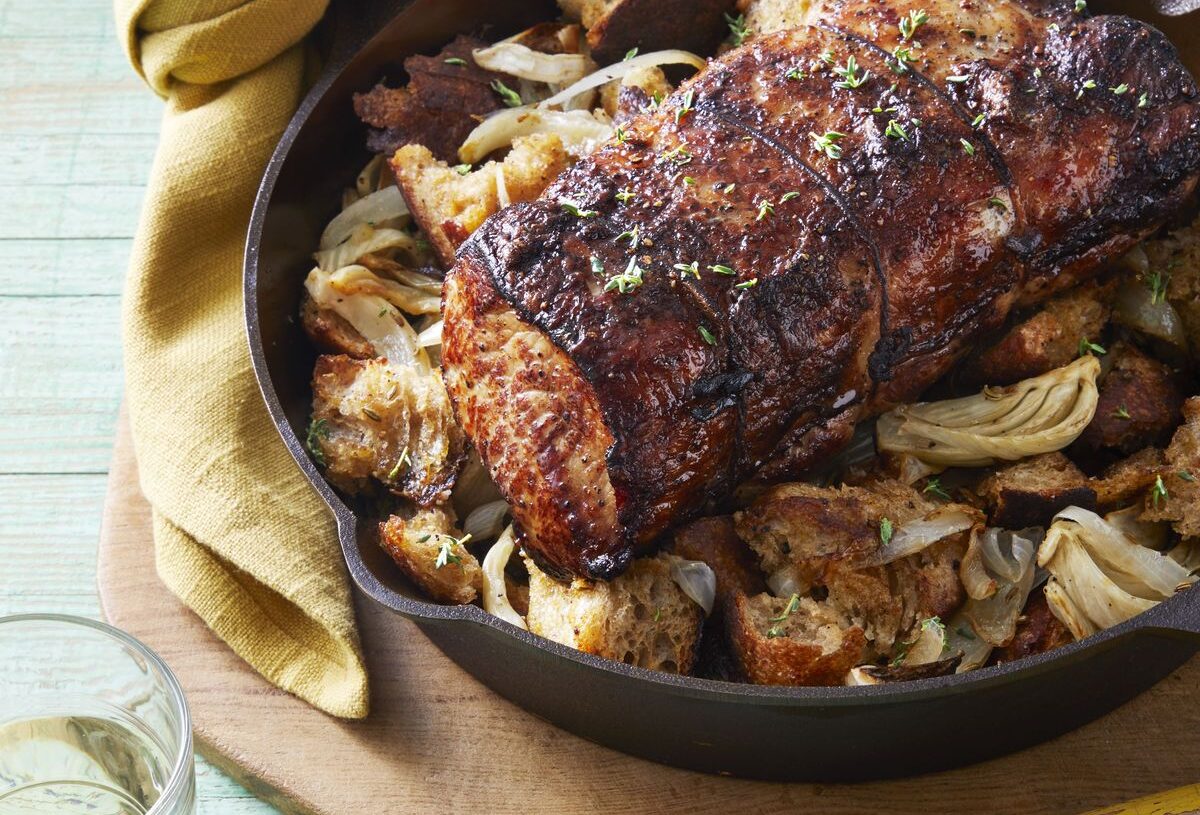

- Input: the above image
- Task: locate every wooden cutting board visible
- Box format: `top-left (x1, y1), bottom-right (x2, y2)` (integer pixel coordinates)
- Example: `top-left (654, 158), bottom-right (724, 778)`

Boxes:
top-left (96, 414), bottom-right (1200, 815)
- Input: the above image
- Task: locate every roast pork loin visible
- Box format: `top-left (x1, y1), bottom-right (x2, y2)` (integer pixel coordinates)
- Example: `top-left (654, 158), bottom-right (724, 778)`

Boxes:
top-left (443, 0), bottom-right (1200, 579)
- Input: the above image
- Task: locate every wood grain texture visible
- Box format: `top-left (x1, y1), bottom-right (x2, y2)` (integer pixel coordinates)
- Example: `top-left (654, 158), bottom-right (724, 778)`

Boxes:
top-left (97, 414), bottom-right (1200, 815)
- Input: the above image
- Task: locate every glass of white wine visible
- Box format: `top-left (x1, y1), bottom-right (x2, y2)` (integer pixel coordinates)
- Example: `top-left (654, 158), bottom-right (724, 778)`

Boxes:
top-left (0, 614), bottom-right (195, 815)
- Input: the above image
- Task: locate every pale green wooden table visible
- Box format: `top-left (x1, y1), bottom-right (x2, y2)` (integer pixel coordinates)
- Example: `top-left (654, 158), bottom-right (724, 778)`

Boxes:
top-left (0, 1), bottom-right (279, 811)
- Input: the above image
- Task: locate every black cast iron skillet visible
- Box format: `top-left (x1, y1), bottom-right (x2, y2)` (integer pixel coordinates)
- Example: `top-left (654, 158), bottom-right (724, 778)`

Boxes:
top-left (245, 0), bottom-right (1200, 781)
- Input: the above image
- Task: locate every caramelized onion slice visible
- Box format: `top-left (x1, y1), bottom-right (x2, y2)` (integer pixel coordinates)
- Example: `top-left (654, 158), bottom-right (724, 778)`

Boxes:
top-left (861, 508), bottom-right (979, 567)
top-left (463, 499), bottom-right (510, 542)
top-left (537, 49), bottom-right (705, 110)
top-left (1040, 523), bottom-right (1157, 636)
top-left (459, 107), bottom-right (613, 164)
top-left (943, 616), bottom-right (995, 672)
top-left (669, 558), bottom-right (717, 616)
top-left (1112, 280), bottom-right (1188, 349)
top-left (327, 265), bottom-right (441, 316)
top-left (472, 42), bottom-right (595, 85)
top-left (481, 526), bottom-right (528, 629)
top-left (304, 267), bottom-right (426, 367)
top-left (314, 224), bottom-right (423, 273)
top-left (319, 185), bottom-right (409, 252)
top-left (1051, 506), bottom-right (1192, 600)
top-left (963, 565), bottom-right (1037, 647)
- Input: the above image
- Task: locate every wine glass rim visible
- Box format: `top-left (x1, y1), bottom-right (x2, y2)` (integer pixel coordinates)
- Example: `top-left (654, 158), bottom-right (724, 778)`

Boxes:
top-left (0, 613), bottom-right (194, 814)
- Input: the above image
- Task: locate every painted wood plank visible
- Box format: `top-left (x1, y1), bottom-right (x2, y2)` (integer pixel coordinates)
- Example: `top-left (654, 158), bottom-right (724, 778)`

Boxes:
top-left (0, 1), bottom-right (117, 39)
top-left (0, 184), bottom-right (147, 239)
top-left (0, 294), bottom-right (122, 474)
top-left (1, 133), bottom-right (159, 186)
top-left (0, 37), bottom-right (139, 87)
top-left (0, 239), bottom-right (129, 295)
top-left (0, 473), bottom-right (106, 617)
top-left (195, 762), bottom-right (285, 814)
top-left (0, 84), bottom-right (163, 136)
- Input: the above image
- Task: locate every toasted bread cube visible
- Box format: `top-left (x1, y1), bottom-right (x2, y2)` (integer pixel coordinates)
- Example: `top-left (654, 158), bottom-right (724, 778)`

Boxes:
top-left (967, 281), bottom-right (1112, 386)
top-left (524, 552), bottom-right (703, 674)
top-left (558, 0), bottom-right (734, 63)
top-left (353, 36), bottom-right (505, 162)
top-left (310, 355), bottom-right (465, 504)
top-left (740, 0), bottom-right (806, 38)
top-left (979, 452), bottom-right (1097, 528)
top-left (821, 536), bottom-right (966, 655)
top-left (1141, 397), bottom-right (1200, 537)
top-left (1089, 447), bottom-right (1166, 510)
top-left (734, 479), bottom-right (945, 584)
top-left (728, 592), bottom-right (866, 686)
top-left (1076, 344), bottom-right (1185, 456)
top-left (392, 133), bottom-right (571, 268)
top-left (734, 480), bottom-right (968, 660)
top-left (300, 294), bottom-right (374, 360)
top-left (379, 508), bottom-right (482, 604)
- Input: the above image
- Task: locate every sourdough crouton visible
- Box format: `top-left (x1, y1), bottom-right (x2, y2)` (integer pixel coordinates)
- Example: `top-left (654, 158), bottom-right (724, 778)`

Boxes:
top-left (670, 516), bottom-right (766, 618)
top-left (728, 592), bottom-right (866, 686)
top-left (966, 281), bottom-right (1112, 386)
top-left (1141, 397), bottom-right (1200, 537)
top-left (734, 479), bottom-right (951, 585)
top-left (1076, 344), bottom-right (1184, 456)
top-left (353, 36), bottom-right (507, 162)
top-left (392, 134), bottom-right (571, 268)
top-left (379, 508), bottom-right (481, 604)
top-left (731, 481), bottom-right (969, 681)
top-left (558, 0), bottom-right (734, 63)
top-left (1089, 447), bottom-right (1167, 509)
top-left (978, 452), bottom-right (1097, 528)
top-left (310, 355), bottom-right (465, 504)
top-left (822, 536), bottom-right (967, 655)
top-left (524, 552), bottom-right (703, 673)
top-left (991, 590), bottom-right (1073, 665)
top-left (300, 293), bottom-right (374, 359)
top-left (739, 0), bottom-right (808, 38)
top-left (1142, 213), bottom-right (1200, 354)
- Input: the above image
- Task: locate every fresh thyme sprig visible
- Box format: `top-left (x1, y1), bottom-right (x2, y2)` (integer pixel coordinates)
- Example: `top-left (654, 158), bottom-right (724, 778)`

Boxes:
top-left (898, 9), bottom-right (929, 41)
top-left (832, 55), bottom-right (870, 90)
top-left (725, 12), bottom-right (750, 46)
top-left (491, 79), bottom-right (523, 107)
top-left (560, 198), bottom-right (599, 218)
top-left (604, 257), bottom-right (645, 294)
top-left (880, 517), bottom-right (894, 545)
top-left (810, 130), bottom-right (846, 160)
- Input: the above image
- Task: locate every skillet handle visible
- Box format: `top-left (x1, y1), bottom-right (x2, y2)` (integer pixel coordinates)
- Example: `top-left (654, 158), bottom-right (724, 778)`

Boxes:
top-left (1136, 585), bottom-right (1200, 642)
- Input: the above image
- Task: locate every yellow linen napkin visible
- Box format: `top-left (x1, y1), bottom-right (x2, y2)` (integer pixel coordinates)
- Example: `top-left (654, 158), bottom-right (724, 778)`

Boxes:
top-left (116, 0), bottom-right (369, 718)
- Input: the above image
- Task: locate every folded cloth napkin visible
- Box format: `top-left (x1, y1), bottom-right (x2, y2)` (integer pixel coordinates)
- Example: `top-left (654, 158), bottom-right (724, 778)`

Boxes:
top-left (116, 0), bottom-right (369, 719)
